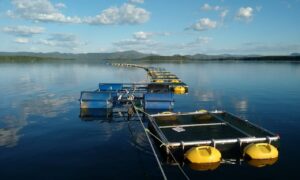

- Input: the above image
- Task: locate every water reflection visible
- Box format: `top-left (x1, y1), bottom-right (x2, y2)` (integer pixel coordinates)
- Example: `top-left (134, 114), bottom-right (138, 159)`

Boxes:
top-left (0, 92), bottom-right (76, 147)
top-left (192, 88), bottom-right (249, 114)
top-left (79, 108), bottom-right (112, 120)
top-left (193, 90), bottom-right (216, 102)
top-left (234, 99), bottom-right (248, 112)
top-left (0, 115), bottom-right (26, 147)
top-left (187, 162), bottom-right (220, 171)
top-left (247, 158), bottom-right (278, 168)
top-left (0, 127), bottom-right (22, 147)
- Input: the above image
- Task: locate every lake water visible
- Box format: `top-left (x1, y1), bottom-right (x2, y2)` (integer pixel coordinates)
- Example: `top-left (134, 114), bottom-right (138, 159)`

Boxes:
top-left (0, 61), bottom-right (299, 179)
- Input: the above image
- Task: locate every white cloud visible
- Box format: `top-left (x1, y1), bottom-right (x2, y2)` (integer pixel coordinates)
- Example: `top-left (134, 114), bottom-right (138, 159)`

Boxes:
top-left (14, 37), bottom-right (29, 43)
top-left (196, 37), bottom-right (213, 44)
top-left (190, 18), bottom-right (217, 31)
top-left (2, 26), bottom-right (45, 36)
top-left (114, 38), bottom-right (155, 46)
top-left (113, 37), bottom-right (158, 53)
top-left (113, 30), bottom-right (171, 52)
top-left (201, 3), bottom-right (221, 11)
top-left (236, 7), bottom-right (254, 21)
top-left (7, 0), bottom-right (81, 23)
top-left (129, 0), bottom-right (144, 4)
top-left (112, 32), bottom-right (213, 55)
top-left (7, 1), bottom-right (150, 25)
top-left (85, 3), bottom-right (150, 25)
top-left (160, 32), bottom-right (171, 36)
top-left (132, 31), bottom-right (170, 40)
top-left (133, 31), bottom-right (153, 40)
top-left (38, 33), bottom-right (85, 50)
top-left (55, 3), bottom-right (66, 9)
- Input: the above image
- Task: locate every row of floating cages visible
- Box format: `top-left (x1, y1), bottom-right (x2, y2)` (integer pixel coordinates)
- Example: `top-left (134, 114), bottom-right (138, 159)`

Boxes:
top-left (147, 67), bottom-right (166, 71)
top-left (148, 71), bottom-right (173, 76)
top-left (147, 110), bottom-right (280, 171)
top-left (147, 69), bottom-right (172, 76)
top-left (152, 75), bottom-right (179, 79)
top-left (144, 67), bottom-right (189, 94)
top-left (111, 63), bottom-right (147, 69)
top-left (96, 82), bottom-right (189, 95)
top-left (148, 82), bottom-right (188, 94)
top-left (96, 81), bottom-right (189, 95)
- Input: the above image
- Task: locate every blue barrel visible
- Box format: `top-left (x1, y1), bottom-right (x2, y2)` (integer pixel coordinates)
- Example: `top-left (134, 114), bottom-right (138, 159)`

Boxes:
top-left (99, 83), bottom-right (123, 91)
top-left (80, 91), bottom-right (113, 109)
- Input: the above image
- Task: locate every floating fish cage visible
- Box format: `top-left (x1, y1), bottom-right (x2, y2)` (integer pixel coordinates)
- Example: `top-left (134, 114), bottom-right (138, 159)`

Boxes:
top-left (79, 83), bottom-right (178, 118)
top-left (148, 110), bottom-right (279, 164)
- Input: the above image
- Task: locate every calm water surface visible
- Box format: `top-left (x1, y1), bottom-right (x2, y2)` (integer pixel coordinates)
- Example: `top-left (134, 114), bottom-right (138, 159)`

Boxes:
top-left (0, 61), bottom-right (300, 179)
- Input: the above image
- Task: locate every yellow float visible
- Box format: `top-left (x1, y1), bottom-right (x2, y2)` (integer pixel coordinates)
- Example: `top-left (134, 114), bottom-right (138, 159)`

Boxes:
top-left (174, 86), bottom-right (186, 94)
top-left (153, 79), bottom-right (164, 83)
top-left (171, 79), bottom-right (181, 83)
top-left (196, 109), bottom-right (208, 114)
top-left (243, 143), bottom-right (279, 160)
top-left (193, 110), bottom-right (211, 121)
top-left (156, 111), bottom-right (176, 120)
top-left (185, 146), bottom-right (222, 164)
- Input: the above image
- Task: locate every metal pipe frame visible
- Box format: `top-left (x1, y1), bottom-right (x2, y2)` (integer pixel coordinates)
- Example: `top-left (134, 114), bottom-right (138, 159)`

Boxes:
top-left (158, 122), bottom-right (226, 129)
top-left (165, 136), bottom-right (280, 147)
top-left (149, 110), bottom-right (280, 149)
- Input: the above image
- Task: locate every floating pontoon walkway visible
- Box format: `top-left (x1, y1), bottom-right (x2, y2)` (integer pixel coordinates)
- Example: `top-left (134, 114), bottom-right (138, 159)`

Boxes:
top-left (111, 63), bottom-right (188, 94)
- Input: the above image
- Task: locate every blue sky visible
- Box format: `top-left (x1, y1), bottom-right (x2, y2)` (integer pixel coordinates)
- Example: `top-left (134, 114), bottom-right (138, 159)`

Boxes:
top-left (0, 0), bottom-right (299, 55)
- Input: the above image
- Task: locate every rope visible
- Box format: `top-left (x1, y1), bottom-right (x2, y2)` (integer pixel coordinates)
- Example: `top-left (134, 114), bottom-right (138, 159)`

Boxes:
top-left (131, 101), bottom-right (168, 180)
top-left (145, 129), bottom-right (167, 148)
top-left (132, 105), bottom-right (190, 180)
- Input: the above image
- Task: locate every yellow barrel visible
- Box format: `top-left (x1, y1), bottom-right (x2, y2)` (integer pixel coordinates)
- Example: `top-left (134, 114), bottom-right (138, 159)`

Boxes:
top-left (185, 146), bottom-right (222, 164)
top-left (196, 109), bottom-right (208, 114)
top-left (174, 86), bottom-right (186, 94)
top-left (156, 112), bottom-right (177, 120)
top-left (171, 79), bottom-right (181, 83)
top-left (153, 79), bottom-right (164, 83)
top-left (193, 109), bottom-right (211, 121)
top-left (244, 143), bottom-right (279, 160)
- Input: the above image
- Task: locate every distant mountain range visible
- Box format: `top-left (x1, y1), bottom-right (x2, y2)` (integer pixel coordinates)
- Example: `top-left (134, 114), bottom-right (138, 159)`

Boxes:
top-left (0, 50), bottom-right (149, 60)
top-left (291, 53), bottom-right (300, 56)
top-left (0, 50), bottom-right (300, 62)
